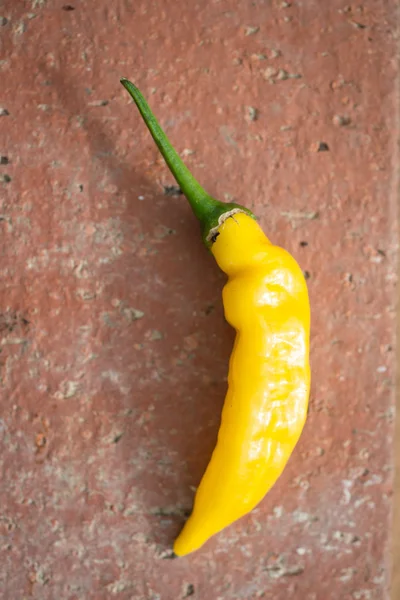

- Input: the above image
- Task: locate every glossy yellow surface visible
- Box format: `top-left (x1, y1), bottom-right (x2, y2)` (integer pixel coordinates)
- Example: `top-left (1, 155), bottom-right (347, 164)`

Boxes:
top-left (173, 212), bottom-right (311, 556)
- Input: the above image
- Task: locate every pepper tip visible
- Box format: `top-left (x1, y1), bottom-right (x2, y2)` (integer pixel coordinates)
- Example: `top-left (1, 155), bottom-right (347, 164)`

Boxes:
top-left (161, 550), bottom-right (178, 560)
top-left (120, 77), bottom-right (134, 90)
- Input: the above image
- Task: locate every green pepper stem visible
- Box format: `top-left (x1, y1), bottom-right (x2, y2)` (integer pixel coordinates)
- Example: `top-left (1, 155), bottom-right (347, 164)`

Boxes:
top-left (120, 78), bottom-right (254, 245)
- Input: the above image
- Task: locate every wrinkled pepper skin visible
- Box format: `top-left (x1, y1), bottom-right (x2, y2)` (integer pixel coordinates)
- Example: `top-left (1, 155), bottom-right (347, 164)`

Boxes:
top-left (174, 213), bottom-right (310, 555)
top-left (120, 79), bottom-right (311, 557)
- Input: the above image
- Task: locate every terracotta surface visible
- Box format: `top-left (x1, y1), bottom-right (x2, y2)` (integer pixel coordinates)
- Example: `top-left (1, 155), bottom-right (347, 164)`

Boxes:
top-left (0, 1), bottom-right (398, 599)
top-left (394, 384), bottom-right (400, 599)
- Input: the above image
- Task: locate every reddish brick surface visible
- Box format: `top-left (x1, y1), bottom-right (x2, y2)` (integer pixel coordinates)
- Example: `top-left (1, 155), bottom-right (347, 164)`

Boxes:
top-left (0, 1), bottom-right (398, 599)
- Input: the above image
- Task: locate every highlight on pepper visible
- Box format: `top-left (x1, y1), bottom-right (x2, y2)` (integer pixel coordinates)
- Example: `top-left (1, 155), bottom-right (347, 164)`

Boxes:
top-left (121, 78), bottom-right (311, 557)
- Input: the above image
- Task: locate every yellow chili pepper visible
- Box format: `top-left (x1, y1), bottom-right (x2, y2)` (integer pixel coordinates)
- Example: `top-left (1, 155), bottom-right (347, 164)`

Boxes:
top-left (121, 79), bottom-right (311, 557)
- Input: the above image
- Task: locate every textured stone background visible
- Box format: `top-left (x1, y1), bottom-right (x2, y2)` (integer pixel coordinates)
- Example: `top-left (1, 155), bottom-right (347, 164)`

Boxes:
top-left (0, 1), bottom-right (398, 599)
